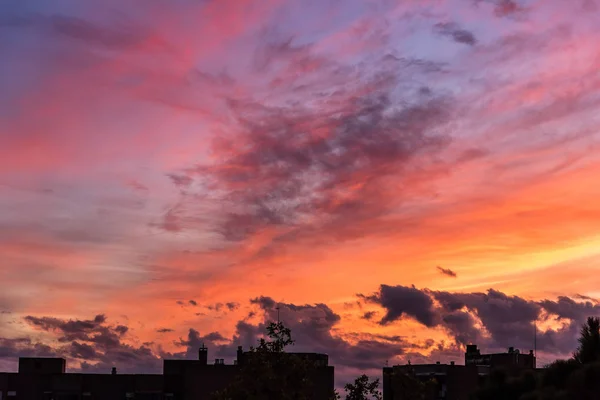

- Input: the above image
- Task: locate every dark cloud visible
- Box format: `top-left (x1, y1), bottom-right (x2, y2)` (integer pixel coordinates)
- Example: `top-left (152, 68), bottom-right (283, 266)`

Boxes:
top-left (441, 311), bottom-right (481, 346)
top-left (362, 284), bottom-right (595, 355)
top-left (167, 173), bottom-right (193, 188)
top-left (24, 314), bottom-right (106, 334)
top-left (574, 294), bottom-right (598, 303)
top-left (431, 288), bottom-right (541, 349)
top-left (248, 296), bottom-right (405, 370)
top-left (0, 337), bottom-right (59, 359)
top-left (361, 311), bottom-right (377, 320)
top-left (359, 285), bottom-right (439, 327)
top-left (25, 314), bottom-right (124, 350)
top-left (69, 342), bottom-right (98, 360)
top-left (22, 314), bottom-right (163, 373)
top-left (4, 288), bottom-right (595, 375)
top-left (207, 303), bottom-right (224, 312)
top-left (204, 88), bottom-right (452, 244)
top-left (250, 297), bottom-right (277, 310)
top-left (157, 50), bottom-right (454, 257)
top-left (436, 266), bottom-right (457, 278)
top-left (492, 0), bottom-right (523, 16)
top-left (115, 325), bottom-right (128, 335)
top-left (189, 300), bottom-right (198, 306)
top-left (472, 0), bottom-right (526, 17)
top-left (538, 296), bottom-right (600, 322)
top-left (172, 329), bottom-right (236, 361)
top-left (433, 22), bottom-right (477, 46)
top-left (204, 302), bottom-right (240, 313)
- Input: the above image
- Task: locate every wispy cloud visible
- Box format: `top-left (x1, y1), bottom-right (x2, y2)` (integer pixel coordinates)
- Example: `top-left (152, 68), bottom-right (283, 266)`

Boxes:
top-left (436, 266), bottom-right (458, 278)
top-left (433, 22), bottom-right (477, 46)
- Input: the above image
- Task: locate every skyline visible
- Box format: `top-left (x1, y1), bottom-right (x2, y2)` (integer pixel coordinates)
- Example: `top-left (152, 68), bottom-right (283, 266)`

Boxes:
top-left (1, 0), bottom-right (600, 385)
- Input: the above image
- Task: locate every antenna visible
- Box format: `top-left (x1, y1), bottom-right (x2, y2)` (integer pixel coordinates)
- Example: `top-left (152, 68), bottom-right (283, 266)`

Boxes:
top-left (534, 319), bottom-right (537, 363)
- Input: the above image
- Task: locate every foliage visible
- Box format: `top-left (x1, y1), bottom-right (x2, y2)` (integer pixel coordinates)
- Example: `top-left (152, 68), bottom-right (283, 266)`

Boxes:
top-left (472, 369), bottom-right (537, 400)
top-left (564, 361), bottom-right (600, 400)
top-left (574, 317), bottom-right (600, 364)
top-left (212, 321), bottom-right (313, 400)
top-left (343, 374), bottom-right (382, 400)
top-left (541, 359), bottom-right (580, 390)
top-left (387, 368), bottom-right (436, 400)
top-left (472, 317), bottom-right (600, 399)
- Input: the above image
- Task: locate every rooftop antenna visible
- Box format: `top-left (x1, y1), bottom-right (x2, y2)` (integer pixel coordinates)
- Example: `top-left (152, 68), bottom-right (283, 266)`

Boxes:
top-left (534, 319), bottom-right (537, 360)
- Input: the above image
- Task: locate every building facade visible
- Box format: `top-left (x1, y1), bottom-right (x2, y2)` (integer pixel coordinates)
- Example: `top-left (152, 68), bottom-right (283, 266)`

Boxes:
top-left (0, 346), bottom-right (334, 400)
top-left (383, 345), bottom-right (537, 400)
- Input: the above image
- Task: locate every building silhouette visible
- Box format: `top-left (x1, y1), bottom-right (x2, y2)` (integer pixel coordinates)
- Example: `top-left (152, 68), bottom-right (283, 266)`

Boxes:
top-left (0, 345), bottom-right (334, 400)
top-left (382, 344), bottom-right (537, 400)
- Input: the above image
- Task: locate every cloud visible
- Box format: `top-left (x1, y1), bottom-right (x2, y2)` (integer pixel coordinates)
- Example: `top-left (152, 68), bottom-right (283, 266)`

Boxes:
top-left (436, 266), bottom-right (457, 278)
top-left (433, 22), bottom-right (477, 46)
top-left (472, 0), bottom-right (526, 17)
top-left (15, 314), bottom-right (163, 373)
top-left (188, 300), bottom-right (198, 306)
top-left (2, 287), bottom-right (597, 375)
top-left (0, 337), bottom-right (59, 359)
top-left (362, 284), bottom-right (598, 355)
top-left (361, 311), bottom-right (377, 320)
top-left (206, 302), bottom-right (240, 313)
top-left (167, 174), bottom-right (193, 188)
top-left (359, 285), bottom-right (439, 327)
top-left (491, 0), bottom-right (524, 17)
top-left (247, 297), bottom-right (406, 370)
top-left (158, 50), bottom-right (454, 256)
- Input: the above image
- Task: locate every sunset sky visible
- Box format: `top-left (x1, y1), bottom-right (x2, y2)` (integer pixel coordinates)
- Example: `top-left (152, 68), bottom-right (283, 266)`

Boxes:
top-left (2, 0), bottom-right (600, 386)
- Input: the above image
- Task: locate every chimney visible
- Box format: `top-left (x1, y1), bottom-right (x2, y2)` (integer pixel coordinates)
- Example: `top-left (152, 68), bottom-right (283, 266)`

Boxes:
top-left (199, 343), bottom-right (208, 365)
top-left (111, 367), bottom-right (117, 375)
top-left (450, 361), bottom-right (455, 366)
top-left (436, 361), bottom-right (440, 365)
top-left (508, 347), bottom-right (514, 353)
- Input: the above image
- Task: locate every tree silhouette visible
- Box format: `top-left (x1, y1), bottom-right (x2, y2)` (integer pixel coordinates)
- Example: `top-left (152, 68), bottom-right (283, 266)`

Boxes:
top-left (574, 317), bottom-right (600, 364)
top-left (387, 368), bottom-right (435, 400)
top-left (212, 321), bottom-right (313, 400)
top-left (343, 374), bottom-right (382, 400)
